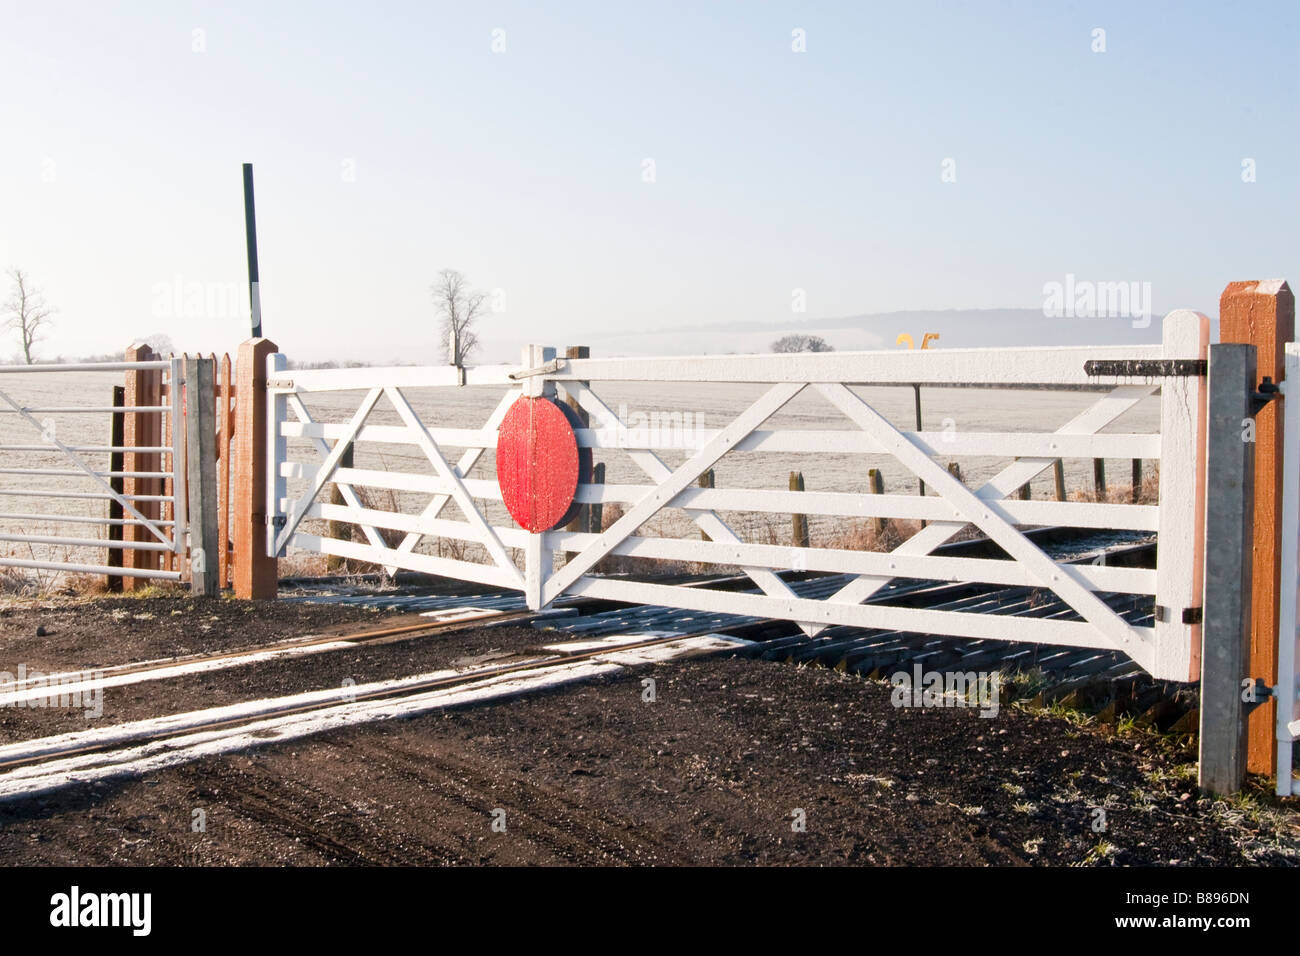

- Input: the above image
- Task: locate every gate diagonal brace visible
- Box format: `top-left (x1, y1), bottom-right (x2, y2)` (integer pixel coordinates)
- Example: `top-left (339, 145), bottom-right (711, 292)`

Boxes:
top-left (0, 386), bottom-right (172, 547)
top-left (275, 387), bottom-right (382, 555)
top-left (544, 381), bottom-right (819, 634)
top-left (383, 386), bottom-right (523, 587)
top-left (555, 381), bottom-right (821, 634)
top-left (284, 393), bottom-right (391, 561)
top-left (826, 384), bottom-right (1157, 609)
top-left (816, 382), bottom-right (1149, 668)
top-left (387, 389), bottom-right (520, 574)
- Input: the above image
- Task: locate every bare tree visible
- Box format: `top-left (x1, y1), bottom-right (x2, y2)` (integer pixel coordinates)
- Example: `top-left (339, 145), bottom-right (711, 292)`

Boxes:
top-left (141, 332), bottom-right (175, 357)
top-left (432, 269), bottom-right (487, 365)
top-left (771, 333), bottom-right (833, 353)
top-left (4, 268), bottom-right (55, 364)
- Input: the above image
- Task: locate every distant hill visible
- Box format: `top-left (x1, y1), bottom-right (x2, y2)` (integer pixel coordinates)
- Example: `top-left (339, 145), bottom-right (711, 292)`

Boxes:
top-left (579, 307), bottom-right (1205, 357)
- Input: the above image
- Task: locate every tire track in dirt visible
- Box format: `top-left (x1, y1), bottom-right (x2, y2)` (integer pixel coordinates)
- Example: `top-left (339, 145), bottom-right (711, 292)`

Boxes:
top-left (325, 730), bottom-right (686, 864)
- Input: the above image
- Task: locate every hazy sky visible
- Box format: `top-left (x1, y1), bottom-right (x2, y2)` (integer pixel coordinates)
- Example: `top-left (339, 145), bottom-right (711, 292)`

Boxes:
top-left (1, 0), bottom-right (1296, 363)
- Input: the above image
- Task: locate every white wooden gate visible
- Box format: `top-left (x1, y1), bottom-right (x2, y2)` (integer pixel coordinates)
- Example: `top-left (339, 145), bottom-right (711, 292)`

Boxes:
top-left (266, 311), bottom-right (1209, 681)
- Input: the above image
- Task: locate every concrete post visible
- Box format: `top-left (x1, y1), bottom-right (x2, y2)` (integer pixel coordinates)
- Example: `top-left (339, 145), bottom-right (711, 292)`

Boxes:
top-left (1199, 343), bottom-right (1257, 795)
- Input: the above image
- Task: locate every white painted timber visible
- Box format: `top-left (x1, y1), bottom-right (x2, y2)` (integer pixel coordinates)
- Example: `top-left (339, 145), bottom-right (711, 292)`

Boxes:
top-left (557, 381), bottom-right (821, 634)
top-left (1152, 310), bottom-right (1210, 681)
top-left (826, 385), bottom-right (1157, 609)
top-left (274, 386), bottom-right (382, 554)
top-left (540, 381), bottom-right (804, 601)
top-left (280, 421), bottom-right (1160, 460)
top-left (566, 575), bottom-right (1151, 652)
top-left (1277, 344), bottom-right (1300, 796)
top-left (816, 382), bottom-right (1150, 669)
top-left (274, 364), bottom-right (519, 392)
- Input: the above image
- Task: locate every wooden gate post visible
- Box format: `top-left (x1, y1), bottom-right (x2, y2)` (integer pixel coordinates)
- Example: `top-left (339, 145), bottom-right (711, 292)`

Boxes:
top-left (184, 357), bottom-right (219, 596)
top-left (522, 344), bottom-right (555, 609)
top-left (123, 344), bottom-right (162, 591)
top-left (564, 346), bottom-right (591, 534)
top-left (1220, 279), bottom-right (1295, 774)
top-left (233, 338), bottom-right (278, 599)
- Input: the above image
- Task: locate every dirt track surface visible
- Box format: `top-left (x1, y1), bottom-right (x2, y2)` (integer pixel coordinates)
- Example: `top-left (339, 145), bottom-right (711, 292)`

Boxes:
top-left (0, 596), bottom-right (386, 671)
top-left (0, 596), bottom-right (1296, 866)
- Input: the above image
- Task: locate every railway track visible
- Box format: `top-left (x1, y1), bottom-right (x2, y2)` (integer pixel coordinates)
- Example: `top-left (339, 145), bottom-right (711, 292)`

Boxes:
top-left (0, 629), bottom-right (747, 800)
top-left (0, 526), bottom-right (1179, 800)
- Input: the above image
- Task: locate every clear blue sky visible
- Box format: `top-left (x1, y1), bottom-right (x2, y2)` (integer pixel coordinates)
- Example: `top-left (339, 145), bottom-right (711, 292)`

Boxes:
top-left (1, 0), bottom-right (1295, 362)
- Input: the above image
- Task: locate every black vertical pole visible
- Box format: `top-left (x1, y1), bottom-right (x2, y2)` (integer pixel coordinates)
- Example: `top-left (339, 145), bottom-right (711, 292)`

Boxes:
top-left (243, 163), bottom-right (262, 339)
top-left (107, 385), bottom-right (125, 592)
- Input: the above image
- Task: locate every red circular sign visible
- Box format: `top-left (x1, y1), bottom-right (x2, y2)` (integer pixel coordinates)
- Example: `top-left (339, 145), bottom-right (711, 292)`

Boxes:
top-left (496, 397), bottom-right (581, 532)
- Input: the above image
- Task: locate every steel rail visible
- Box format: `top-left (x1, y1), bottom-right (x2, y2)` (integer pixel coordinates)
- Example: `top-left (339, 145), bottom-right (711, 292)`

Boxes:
top-left (0, 628), bottom-right (730, 773)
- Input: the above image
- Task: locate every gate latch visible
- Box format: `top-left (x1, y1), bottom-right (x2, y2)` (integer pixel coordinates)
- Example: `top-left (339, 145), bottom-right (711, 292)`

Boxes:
top-left (509, 359), bottom-right (564, 380)
top-left (264, 514), bottom-right (286, 528)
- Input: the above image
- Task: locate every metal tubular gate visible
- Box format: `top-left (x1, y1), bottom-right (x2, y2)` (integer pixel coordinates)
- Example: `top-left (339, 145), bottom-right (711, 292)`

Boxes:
top-left (266, 311), bottom-right (1209, 682)
top-left (0, 358), bottom-right (187, 581)
top-left (1276, 342), bottom-right (1300, 795)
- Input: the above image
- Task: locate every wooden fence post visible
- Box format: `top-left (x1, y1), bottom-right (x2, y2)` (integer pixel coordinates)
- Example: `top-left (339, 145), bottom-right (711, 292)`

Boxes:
top-left (789, 471), bottom-right (809, 548)
top-left (590, 462), bottom-right (606, 533)
top-left (1093, 458), bottom-right (1107, 499)
top-left (1131, 458), bottom-right (1142, 503)
top-left (1053, 459), bottom-right (1067, 502)
top-left (1220, 279), bottom-right (1295, 774)
top-left (867, 467), bottom-right (885, 535)
top-left (123, 344), bottom-right (161, 590)
top-left (184, 357), bottom-right (219, 596)
top-left (233, 338), bottom-right (278, 599)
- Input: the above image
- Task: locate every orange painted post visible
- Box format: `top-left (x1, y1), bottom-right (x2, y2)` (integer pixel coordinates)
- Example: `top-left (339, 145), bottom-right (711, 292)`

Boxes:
top-left (233, 338), bottom-right (278, 599)
top-left (1220, 279), bottom-right (1295, 775)
top-left (123, 344), bottom-right (162, 590)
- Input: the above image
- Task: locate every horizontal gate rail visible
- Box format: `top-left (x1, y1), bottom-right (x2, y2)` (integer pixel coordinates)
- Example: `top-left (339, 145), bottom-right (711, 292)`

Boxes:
top-left (549, 344), bottom-right (1171, 386)
top-left (0, 512), bottom-right (173, 526)
top-left (0, 361), bottom-right (171, 373)
top-left (279, 420), bottom-right (1159, 459)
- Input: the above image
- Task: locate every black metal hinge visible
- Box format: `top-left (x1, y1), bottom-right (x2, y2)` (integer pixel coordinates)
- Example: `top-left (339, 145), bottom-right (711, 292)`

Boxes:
top-left (1084, 359), bottom-right (1207, 378)
top-left (1154, 605), bottom-right (1202, 625)
top-left (1252, 377), bottom-right (1280, 413)
top-left (1242, 678), bottom-right (1274, 714)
